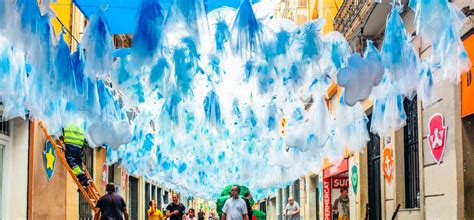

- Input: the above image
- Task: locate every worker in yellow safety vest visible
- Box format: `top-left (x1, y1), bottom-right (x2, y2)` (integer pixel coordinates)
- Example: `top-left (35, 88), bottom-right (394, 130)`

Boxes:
top-left (63, 122), bottom-right (90, 187)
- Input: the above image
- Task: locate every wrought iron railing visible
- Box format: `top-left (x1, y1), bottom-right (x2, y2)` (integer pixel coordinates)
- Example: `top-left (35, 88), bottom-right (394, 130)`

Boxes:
top-left (334, 0), bottom-right (369, 36)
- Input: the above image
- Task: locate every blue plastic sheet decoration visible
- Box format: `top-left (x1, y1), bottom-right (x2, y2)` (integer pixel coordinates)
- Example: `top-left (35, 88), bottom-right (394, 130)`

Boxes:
top-left (409, 0), bottom-right (471, 83)
top-left (334, 95), bottom-right (369, 153)
top-left (149, 57), bottom-right (170, 91)
top-left (267, 18), bottom-right (297, 77)
top-left (112, 56), bottom-right (133, 86)
top-left (1, 0), bottom-right (471, 200)
top-left (418, 62), bottom-right (433, 108)
top-left (203, 90), bottom-right (222, 127)
top-left (208, 7), bottom-right (234, 54)
top-left (80, 8), bottom-right (114, 79)
top-left (54, 32), bottom-right (78, 100)
top-left (381, 7), bottom-right (419, 98)
top-left (163, 0), bottom-right (210, 51)
top-left (0, 37), bottom-right (12, 92)
top-left (230, 0), bottom-right (263, 59)
top-left (71, 47), bottom-right (88, 102)
top-left (326, 31), bottom-right (351, 72)
top-left (370, 75), bottom-right (407, 136)
top-left (0, 38), bottom-right (29, 120)
top-left (337, 41), bottom-right (383, 106)
top-left (0, 0), bottom-right (6, 30)
top-left (130, 0), bottom-right (165, 70)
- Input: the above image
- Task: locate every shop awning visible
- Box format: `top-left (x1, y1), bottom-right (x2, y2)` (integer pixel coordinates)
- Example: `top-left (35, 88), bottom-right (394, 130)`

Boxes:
top-left (72, 0), bottom-right (244, 34)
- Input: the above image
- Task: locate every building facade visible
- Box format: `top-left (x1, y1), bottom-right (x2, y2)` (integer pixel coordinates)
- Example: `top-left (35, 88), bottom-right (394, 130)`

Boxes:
top-left (264, 1), bottom-right (474, 220)
top-left (0, 2), bottom-right (180, 219)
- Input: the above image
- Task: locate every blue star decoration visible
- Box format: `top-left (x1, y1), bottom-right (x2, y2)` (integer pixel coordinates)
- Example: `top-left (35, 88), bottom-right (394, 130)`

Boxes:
top-left (43, 140), bottom-right (57, 181)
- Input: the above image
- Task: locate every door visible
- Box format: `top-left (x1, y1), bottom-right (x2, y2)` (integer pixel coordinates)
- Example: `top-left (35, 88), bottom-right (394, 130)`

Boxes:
top-left (79, 147), bottom-right (93, 220)
top-left (129, 176), bottom-right (139, 220)
top-left (0, 143), bottom-right (4, 217)
top-left (367, 115), bottom-right (381, 220)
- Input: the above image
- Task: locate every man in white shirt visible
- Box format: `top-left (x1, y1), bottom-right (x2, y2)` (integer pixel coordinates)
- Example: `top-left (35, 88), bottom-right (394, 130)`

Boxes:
top-left (283, 196), bottom-right (300, 220)
top-left (221, 185), bottom-right (249, 220)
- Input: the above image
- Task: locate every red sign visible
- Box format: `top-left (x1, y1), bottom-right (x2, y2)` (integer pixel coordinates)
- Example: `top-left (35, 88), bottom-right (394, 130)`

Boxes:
top-left (323, 178), bottom-right (331, 220)
top-left (331, 177), bottom-right (349, 189)
top-left (428, 113), bottom-right (447, 164)
top-left (382, 147), bottom-right (394, 184)
top-left (324, 159), bottom-right (349, 178)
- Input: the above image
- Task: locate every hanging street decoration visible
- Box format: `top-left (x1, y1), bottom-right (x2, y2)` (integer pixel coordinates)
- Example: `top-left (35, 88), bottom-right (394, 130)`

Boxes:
top-left (0, 0), bottom-right (469, 199)
top-left (428, 113), bottom-right (448, 165)
top-left (43, 140), bottom-right (57, 181)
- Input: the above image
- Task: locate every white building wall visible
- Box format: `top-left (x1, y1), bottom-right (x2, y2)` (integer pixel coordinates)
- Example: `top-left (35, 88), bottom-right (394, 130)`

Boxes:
top-left (1, 118), bottom-right (29, 219)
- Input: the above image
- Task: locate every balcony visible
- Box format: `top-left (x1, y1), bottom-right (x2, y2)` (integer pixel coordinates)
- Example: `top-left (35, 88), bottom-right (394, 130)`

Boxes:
top-left (334, 0), bottom-right (370, 37)
top-left (334, 0), bottom-right (407, 51)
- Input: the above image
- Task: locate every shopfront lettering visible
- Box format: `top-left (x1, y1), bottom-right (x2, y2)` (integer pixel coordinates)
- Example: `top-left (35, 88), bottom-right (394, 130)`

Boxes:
top-left (332, 177), bottom-right (349, 189)
top-left (323, 178), bottom-right (331, 220)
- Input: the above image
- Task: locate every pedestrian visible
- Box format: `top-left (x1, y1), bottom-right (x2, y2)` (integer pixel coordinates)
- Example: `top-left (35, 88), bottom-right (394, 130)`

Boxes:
top-left (208, 209), bottom-right (216, 220)
top-left (94, 183), bottom-right (129, 220)
top-left (148, 199), bottom-right (163, 220)
top-left (221, 185), bottom-right (248, 220)
top-left (282, 196), bottom-right (299, 220)
top-left (198, 209), bottom-right (205, 220)
top-left (185, 208), bottom-right (197, 220)
top-left (165, 193), bottom-right (186, 220)
top-left (63, 122), bottom-right (90, 186)
top-left (243, 192), bottom-right (253, 220)
top-left (332, 188), bottom-right (349, 220)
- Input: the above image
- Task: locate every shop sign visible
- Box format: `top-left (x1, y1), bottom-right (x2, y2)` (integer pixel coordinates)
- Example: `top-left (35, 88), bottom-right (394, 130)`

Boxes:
top-left (351, 165), bottom-right (358, 194)
top-left (382, 147), bottom-right (394, 184)
top-left (428, 113), bottom-right (447, 164)
top-left (323, 159), bottom-right (348, 178)
top-left (332, 177), bottom-right (349, 189)
top-left (323, 178), bottom-right (331, 220)
top-left (43, 140), bottom-right (57, 181)
top-left (102, 163), bottom-right (108, 189)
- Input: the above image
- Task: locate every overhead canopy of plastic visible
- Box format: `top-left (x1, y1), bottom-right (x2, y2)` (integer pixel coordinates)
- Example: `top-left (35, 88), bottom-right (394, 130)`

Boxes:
top-left (73, 0), bottom-right (247, 34)
top-left (2, 0), bottom-right (470, 202)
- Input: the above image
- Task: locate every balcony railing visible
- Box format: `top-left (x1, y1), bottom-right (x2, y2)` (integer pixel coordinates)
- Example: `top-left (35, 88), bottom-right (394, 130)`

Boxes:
top-left (334, 0), bottom-right (370, 36)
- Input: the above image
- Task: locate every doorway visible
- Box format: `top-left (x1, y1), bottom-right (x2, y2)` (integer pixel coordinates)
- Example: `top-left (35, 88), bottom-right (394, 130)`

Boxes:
top-left (367, 115), bottom-right (381, 220)
top-left (79, 147), bottom-right (93, 220)
top-left (129, 176), bottom-right (139, 220)
top-left (0, 143), bottom-right (4, 217)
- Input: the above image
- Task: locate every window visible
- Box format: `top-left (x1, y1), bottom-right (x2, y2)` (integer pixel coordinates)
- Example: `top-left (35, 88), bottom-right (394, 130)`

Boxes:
top-left (157, 187), bottom-right (162, 210)
top-left (298, 0), bottom-right (307, 8)
top-left (108, 164), bottom-right (115, 183)
top-left (0, 120), bottom-right (9, 136)
top-left (260, 201), bottom-right (266, 213)
top-left (164, 191), bottom-right (169, 205)
top-left (404, 96), bottom-right (420, 208)
top-left (293, 179), bottom-right (300, 205)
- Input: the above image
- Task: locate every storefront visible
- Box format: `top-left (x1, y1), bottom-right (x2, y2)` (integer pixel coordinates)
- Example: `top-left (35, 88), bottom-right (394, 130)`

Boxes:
top-left (322, 159), bottom-right (349, 220)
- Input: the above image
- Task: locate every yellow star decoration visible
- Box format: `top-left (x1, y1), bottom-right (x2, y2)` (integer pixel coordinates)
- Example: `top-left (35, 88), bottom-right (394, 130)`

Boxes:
top-left (46, 148), bottom-right (55, 170)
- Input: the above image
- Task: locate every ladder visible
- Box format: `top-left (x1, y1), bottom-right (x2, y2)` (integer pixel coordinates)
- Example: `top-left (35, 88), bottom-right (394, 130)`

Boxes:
top-left (38, 121), bottom-right (102, 213)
